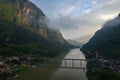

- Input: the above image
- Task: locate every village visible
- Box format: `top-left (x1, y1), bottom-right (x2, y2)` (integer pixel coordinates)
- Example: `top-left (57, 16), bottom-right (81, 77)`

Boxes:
top-left (0, 54), bottom-right (43, 80)
top-left (0, 52), bottom-right (120, 80)
top-left (87, 51), bottom-right (120, 80)
top-left (90, 58), bottom-right (120, 73)
top-left (95, 51), bottom-right (120, 73)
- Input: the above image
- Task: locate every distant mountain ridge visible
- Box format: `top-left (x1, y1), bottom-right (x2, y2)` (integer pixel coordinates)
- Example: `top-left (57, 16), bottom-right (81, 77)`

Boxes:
top-left (67, 39), bottom-right (83, 48)
top-left (81, 14), bottom-right (120, 59)
top-left (74, 35), bottom-right (92, 44)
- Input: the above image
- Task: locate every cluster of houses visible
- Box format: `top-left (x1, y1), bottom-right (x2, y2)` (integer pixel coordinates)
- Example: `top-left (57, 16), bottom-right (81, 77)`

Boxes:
top-left (90, 58), bottom-right (120, 76)
top-left (96, 51), bottom-right (120, 72)
top-left (0, 54), bottom-right (45, 80)
top-left (0, 54), bottom-right (34, 80)
top-left (100, 59), bottom-right (120, 73)
top-left (91, 51), bottom-right (120, 74)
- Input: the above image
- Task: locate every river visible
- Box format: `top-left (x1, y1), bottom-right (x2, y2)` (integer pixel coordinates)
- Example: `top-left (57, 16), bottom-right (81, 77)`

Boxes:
top-left (16, 48), bottom-right (88, 80)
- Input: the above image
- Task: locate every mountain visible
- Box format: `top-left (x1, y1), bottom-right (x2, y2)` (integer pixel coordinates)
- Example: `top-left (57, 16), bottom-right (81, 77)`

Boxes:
top-left (74, 35), bottom-right (92, 44)
top-left (81, 14), bottom-right (120, 59)
top-left (0, 0), bottom-right (66, 43)
top-left (67, 39), bottom-right (83, 48)
top-left (0, 0), bottom-right (72, 57)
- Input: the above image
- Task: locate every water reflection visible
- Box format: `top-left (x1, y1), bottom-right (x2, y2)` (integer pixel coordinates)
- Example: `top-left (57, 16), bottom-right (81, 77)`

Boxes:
top-left (50, 48), bottom-right (88, 80)
top-left (16, 48), bottom-right (88, 80)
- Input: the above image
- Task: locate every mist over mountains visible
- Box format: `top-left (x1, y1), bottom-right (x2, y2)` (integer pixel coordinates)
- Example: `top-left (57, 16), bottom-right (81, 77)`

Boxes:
top-left (74, 35), bottom-right (93, 44)
top-left (81, 14), bottom-right (120, 59)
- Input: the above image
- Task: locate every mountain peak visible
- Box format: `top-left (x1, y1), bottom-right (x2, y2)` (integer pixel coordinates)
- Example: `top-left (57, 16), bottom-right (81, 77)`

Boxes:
top-left (119, 13), bottom-right (120, 17)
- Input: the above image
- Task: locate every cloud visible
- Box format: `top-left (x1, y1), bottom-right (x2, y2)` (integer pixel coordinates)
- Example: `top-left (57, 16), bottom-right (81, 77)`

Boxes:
top-left (50, 15), bottom-right (80, 30)
top-left (98, 14), bottom-right (116, 20)
top-left (103, 16), bottom-right (120, 28)
top-left (30, 0), bottom-right (120, 39)
top-left (92, 1), bottom-right (96, 5)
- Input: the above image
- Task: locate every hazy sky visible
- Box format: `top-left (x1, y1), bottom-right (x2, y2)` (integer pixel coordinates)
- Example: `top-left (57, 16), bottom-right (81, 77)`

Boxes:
top-left (30, 0), bottom-right (120, 39)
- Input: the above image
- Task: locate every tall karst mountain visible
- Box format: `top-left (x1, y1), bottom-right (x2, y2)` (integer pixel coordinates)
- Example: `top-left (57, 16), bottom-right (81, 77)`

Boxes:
top-left (81, 14), bottom-right (120, 59)
top-left (0, 0), bottom-right (65, 43)
top-left (0, 0), bottom-right (72, 57)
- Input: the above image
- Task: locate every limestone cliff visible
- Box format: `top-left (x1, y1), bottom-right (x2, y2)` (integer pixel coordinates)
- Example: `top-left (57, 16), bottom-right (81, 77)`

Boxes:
top-left (0, 0), bottom-right (66, 43)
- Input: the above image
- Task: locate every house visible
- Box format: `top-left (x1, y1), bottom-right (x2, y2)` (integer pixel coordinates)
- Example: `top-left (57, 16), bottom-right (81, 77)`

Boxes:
top-left (95, 51), bottom-right (102, 59)
top-left (0, 61), bottom-right (4, 66)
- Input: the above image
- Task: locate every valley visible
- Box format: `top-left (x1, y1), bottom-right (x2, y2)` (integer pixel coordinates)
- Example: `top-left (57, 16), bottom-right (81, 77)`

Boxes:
top-left (0, 0), bottom-right (120, 80)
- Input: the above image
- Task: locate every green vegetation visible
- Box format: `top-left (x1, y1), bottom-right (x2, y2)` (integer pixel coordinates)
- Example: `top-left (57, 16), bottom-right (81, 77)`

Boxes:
top-left (81, 41), bottom-right (120, 59)
top-left (0, 19), bottom-right (71, 57)
top-left (0, 0), bottom-right (74, 80)
top-left (98, 42), bottom-right (120, 59)
top-left (0, 0), bottom-right (73, 58)
top-left (0, 65), bottom-right (29, 80)
top-left (81, 16), bottom-right (120, 80)
top-left (87, 60), bottom-right (120, 80)
top-left (87, 69), bottom-right (120, 80)
top-left (0, 0), bottom-right (18, 21)
top-left (81, 26), bottom-right (120, 59)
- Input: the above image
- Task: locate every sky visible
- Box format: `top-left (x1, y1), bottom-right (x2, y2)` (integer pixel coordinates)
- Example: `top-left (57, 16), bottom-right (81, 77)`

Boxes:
top-left (30, 0), bottom-right (120, 39)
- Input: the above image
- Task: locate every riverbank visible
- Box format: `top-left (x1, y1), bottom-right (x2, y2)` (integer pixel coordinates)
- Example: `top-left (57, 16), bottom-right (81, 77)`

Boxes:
top-left (16, 48), bottom-right (88, 80)
top-left (86, 59), bottom-right (120, 80)
top-left (0, 48), bottom-right (71, 80)
top-left (0, 55), bottom-right (42, 80)
top-left (15, 50), bottom-right (69, 80)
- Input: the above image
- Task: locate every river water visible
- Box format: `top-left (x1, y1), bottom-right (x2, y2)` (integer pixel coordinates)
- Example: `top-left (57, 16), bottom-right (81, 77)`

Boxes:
top-left (16, 48), bottom-right (88, 80)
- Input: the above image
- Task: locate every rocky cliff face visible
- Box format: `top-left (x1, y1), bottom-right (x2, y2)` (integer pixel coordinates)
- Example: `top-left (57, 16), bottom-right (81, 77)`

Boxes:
top-left (0, 0), bottom-right (66, 43)
top-left (81, 14), bottom-right (120, 59)
top-left (0, 0), bottom-right (73, 56)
